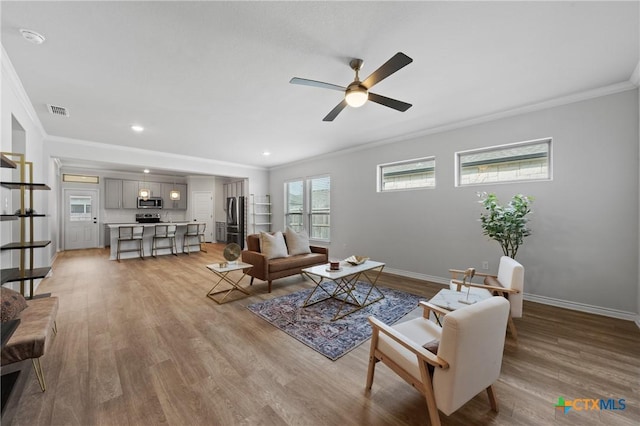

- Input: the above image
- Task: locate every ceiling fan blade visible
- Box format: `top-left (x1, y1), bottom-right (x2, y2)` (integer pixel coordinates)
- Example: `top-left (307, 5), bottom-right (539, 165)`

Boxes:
top-left (323, 100), bottom-right (348, 121)
top-left (368, 93), bottom-right (412, 112)
top-left (290, 77), bottom-right (345, 92)
top-left (362, 52), bottom-right (413, 89)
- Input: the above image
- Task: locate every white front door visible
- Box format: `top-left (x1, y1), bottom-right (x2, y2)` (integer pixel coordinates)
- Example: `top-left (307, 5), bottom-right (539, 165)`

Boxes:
top-left (192, 191), bottom-right (214, 242)
top-left (64, 189), bottom-right (99, 250)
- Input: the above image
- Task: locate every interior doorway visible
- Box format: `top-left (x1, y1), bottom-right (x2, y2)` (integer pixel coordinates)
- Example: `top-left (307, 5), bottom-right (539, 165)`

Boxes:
top-left (192, 191), bottom-right (214, 242)
top-left (63, 189), bottom-right (99, 250)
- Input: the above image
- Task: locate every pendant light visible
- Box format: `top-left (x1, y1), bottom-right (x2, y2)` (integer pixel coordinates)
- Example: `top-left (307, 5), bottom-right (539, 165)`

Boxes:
top-left (169, 175), bottom-right (180, 201)
top-left (139, 169), bottom-right (150, 200)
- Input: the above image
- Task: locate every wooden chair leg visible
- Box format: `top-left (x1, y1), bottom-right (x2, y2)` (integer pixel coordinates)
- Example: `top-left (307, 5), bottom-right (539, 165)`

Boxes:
top-left (32, 358), bottom-right (46, 392)
top-left (268, 280), bottom-right (272, 293)
top-left (487, 385), bottom-right (499, 412)
top-left (419, 361), bottom-right (441, 426)
top-left (250, 276), bottom-right (254, 286)
top-left (507, 317), bottom-right (518, 340)
top-left (366, 332), bottom-right (379, 390)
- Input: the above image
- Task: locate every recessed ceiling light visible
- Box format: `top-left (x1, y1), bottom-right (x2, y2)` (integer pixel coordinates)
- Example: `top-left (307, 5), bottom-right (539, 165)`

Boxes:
top-left (263, 151), bottom-right (271, 156)
top-left (19, 29), bottom-right (45, 45)
top-left (143, 169), bottom-right (150, 174)
top-left (131, 125), bottom-right (144, 133)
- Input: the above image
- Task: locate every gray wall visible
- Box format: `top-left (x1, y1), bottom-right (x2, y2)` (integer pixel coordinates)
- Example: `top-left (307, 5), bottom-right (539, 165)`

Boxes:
top-left (269, 89), bottom-right (639, 317)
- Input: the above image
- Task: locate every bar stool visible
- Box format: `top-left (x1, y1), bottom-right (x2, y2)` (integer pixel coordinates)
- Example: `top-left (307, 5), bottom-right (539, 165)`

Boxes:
top-left (117, 226), bottom-right (144, 261)
top-left (152, 224), bottom-right (178, 257)
top-left (182, 223), bottom-right (201, 254)
top-left (197, 223), bottom-right (207, 253)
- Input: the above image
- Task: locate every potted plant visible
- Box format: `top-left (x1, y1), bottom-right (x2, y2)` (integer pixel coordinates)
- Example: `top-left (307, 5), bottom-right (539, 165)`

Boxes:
top-left (478, 192), bottom-right (533, 259)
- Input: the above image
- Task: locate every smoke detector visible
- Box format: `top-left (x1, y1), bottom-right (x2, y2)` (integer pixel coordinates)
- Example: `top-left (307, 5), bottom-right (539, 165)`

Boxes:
top-left (47, 104), bottom-right (69, 117)
top-left (20, 29), bottom-right (46, 45)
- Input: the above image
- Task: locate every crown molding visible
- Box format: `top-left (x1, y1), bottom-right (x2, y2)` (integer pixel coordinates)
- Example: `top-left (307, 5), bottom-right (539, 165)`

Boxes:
top-left (272, 80), bottom-right (638, 170)
top-left (630, 61), bottom-right (640, 87)
top-left (1, 46), bottom-right (46, 138)
top-left (46, 135), bottom-right (267, 172)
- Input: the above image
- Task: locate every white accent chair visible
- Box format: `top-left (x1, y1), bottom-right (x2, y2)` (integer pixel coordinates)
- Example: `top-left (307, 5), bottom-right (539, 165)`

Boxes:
top-left (449, 256), bottom-right (524, 339)
top-left (366, 297), bottom-right (510, 426)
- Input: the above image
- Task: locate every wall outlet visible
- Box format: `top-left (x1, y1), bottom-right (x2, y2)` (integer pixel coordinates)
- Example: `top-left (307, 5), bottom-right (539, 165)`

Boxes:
top-left (482, 261), bottom-right (489, 270)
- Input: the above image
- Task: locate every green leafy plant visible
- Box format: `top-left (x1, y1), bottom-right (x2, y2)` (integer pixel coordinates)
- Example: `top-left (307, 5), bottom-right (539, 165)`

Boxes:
top-left (478, 192), bottom-right (533, 259)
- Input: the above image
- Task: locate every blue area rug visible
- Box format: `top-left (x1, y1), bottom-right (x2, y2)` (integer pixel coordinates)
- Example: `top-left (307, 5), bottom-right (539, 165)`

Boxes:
top-left (247, 282), bottom-right (422, 360)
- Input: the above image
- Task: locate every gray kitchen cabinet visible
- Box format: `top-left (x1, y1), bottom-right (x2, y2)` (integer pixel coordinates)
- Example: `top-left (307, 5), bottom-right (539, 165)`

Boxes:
top-left (122, 180), bottom-right (139, 209)
top-left (105, 178), bottom-right (123, 209)
top-left (215, 221), bottom-right (226, 242)
top-left (161, 183), bottom-right (187, 210)
top-left (146, 182), bottom-right (162, 197)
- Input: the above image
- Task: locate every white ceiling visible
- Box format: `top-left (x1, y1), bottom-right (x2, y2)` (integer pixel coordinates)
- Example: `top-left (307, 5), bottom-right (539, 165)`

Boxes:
top-left (1, 1), bottom-right (638, 171)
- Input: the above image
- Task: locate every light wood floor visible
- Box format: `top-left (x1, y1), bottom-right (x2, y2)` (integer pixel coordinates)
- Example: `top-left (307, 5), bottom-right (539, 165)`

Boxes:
top-left (4, 244), bottom-right (640, 425)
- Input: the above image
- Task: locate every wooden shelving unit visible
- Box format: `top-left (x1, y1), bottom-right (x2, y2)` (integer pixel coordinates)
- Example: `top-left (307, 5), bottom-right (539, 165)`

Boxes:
top-left (0, 152), bottom-right (51, 298)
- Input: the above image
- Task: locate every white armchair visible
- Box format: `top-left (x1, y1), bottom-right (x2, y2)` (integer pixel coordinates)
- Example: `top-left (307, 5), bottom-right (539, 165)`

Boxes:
top-left (366, 297), bottom-right (510, 426)
top-left (450, 256), bottom-right (524, 339)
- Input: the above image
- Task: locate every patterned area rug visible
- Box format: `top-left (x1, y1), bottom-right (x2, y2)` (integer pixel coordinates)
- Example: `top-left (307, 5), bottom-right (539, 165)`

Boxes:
top-left (247, 282), bottom-right (422, 360)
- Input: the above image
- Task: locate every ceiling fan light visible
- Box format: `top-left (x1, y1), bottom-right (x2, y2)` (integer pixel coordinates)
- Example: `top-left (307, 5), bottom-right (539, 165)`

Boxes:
top-left (345, 84), bottom-right (368, 108)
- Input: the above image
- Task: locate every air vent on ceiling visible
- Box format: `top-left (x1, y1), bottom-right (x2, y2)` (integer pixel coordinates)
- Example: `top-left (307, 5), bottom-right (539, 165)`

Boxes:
top-left (47, 104), bottom-right (69, 117)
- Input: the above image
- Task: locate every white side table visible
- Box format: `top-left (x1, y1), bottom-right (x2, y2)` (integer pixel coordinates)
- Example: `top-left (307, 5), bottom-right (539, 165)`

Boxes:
top-left (205, 261), bottom-right (252, 304)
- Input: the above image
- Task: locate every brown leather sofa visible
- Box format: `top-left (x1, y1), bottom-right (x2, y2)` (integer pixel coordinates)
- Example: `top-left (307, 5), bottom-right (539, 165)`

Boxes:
top-left (242, 233), bottom-right (328, 293)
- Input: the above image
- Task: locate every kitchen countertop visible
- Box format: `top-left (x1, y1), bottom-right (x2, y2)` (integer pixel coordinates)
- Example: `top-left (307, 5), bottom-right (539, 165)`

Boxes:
top-left (106, 222), bottom-right (203, 228)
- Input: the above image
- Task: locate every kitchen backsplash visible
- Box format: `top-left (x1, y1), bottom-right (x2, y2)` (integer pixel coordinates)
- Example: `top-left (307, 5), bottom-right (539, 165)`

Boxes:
top-left (102, 209), bottom-right (187, 224)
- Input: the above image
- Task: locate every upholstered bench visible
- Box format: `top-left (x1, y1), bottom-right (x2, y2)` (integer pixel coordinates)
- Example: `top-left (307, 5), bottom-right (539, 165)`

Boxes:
top-left (1, 289), bottom-right (59, 392)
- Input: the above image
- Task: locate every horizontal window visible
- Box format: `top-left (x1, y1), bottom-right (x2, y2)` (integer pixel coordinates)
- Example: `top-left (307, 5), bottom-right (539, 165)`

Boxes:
top-left (456, 138), bottom-right (551, 186)
top-left (63, 174), bottom-right (99, 184)
top-left (378, 157), bottom-right (435, 192)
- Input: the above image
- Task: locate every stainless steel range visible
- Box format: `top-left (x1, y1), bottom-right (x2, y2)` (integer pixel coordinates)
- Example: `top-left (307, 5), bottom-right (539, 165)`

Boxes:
top-left (135, 213), bottom-right (161, 223)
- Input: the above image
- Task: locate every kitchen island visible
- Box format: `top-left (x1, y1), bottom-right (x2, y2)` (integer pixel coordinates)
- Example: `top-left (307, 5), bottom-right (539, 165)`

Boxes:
top-left (106, 222), bottom-right (205, 260)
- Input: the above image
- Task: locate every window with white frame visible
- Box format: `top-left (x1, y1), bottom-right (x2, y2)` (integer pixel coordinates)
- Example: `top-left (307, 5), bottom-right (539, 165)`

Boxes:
top-left (378, 157), bottom-right (436, 192)
top-left (284, 175), bottom-right (331, 241)
top-left (285, 180), bottom-right (304, 232)
top-left (456, 138), bottom-right (551, 186)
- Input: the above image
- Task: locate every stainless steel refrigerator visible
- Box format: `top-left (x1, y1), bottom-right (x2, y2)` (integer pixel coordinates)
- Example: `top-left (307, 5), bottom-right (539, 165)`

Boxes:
top-left (226, 196), bottom-right (245, 249)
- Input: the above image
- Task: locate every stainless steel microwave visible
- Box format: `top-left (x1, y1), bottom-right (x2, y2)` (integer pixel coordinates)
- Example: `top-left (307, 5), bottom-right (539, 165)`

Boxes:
top-left (137, 197), bottom-right (163, 209)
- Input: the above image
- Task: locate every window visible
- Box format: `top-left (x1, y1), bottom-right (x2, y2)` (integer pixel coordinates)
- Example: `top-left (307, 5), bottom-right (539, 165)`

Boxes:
top-left (378, 157), bottom-right (435, 191)
top-left (69, 196), bottom-right (92, 221)
top-left (285, 175), bottom-right (331, 241)
top-left (285, 180), bottom-right (304, 232)
top-left (63, 174), bottom-right (99, 184)
top-left (456, 138), bottom-right (551, 186)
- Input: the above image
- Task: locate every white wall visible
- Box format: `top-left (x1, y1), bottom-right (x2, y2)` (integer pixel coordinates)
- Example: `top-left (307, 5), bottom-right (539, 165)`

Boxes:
top-left (1, 47), bottom-right (52, 293)
top-left (269, 89), bottom-right (639, 319)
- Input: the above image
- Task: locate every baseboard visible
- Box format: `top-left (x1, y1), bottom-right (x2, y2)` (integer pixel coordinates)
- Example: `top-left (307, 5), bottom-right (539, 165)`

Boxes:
top-left (383, 267), bottom-right (638, 322)
top-left (383, 267), bottom-right (449, 286)
top-left (523, 293), bottom-right (637, 321)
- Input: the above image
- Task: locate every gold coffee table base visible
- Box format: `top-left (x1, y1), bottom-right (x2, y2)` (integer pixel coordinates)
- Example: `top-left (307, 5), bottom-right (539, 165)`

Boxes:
top-left (205, 262), bottom-right (252, 304)
top-left (302, 261), bottom-right (385, 321)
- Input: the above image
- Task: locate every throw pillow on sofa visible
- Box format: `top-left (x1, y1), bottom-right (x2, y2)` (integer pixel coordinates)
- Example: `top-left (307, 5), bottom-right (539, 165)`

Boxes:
top-left (259, 231), bottom-right (289, 260)
top-left (1, 287), bottom-right (28, 323)
top-left (285, 227), bottom-right (312, 256)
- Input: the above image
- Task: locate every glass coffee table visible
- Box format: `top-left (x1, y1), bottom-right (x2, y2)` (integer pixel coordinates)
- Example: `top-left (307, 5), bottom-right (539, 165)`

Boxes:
top-left (302, 260), bottom-right (385, 321)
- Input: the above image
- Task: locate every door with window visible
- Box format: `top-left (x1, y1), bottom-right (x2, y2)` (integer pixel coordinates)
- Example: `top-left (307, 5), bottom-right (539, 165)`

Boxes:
top-left (64, 189), bottom-right (99, 250)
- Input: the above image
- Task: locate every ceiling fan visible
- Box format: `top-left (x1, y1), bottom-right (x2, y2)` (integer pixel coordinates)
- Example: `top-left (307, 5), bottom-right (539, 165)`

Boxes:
top-left (290, 52), bottom-right (413, 121)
